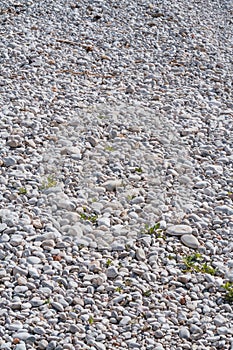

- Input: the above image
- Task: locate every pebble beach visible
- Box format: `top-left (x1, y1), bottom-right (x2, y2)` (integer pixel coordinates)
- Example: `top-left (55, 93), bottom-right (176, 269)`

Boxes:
top-left (0, 0), bottom-right (233, 349)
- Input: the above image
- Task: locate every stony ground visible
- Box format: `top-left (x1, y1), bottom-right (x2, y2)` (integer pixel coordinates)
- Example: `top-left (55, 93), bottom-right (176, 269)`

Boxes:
top-left (0, 0), bottom-right (233, 349)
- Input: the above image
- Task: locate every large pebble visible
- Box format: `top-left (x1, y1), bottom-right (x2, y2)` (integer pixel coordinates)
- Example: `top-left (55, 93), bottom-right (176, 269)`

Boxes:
top-left (180, 234), bottom-right (200, 249)
top-left (102, 180), bottom-right (123, 191)
top-left (166, 225), bottom-right (192, 236)
top-left (215, 205), bottom-right (233, 216)
top-left (106, 266), bottom-right (118, 279)
top-left (179, 327), bottom-right (190, 339)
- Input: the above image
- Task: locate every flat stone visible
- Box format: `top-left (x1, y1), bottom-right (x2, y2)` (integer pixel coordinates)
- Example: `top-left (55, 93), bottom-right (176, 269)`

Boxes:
top-left (30, 297), bottom-right (44, 307)
top-left (166, 224), bottom-right (192, 236)
top-left (12, 332), bottom-right (32, 341)
top-left (14, 286), bottom-right (28, 294)
top-left (181, 234), bottom-right (199, 249)
top-left (102, 180), bottom-right (123, 191)
top-left (27, 256), bottom-right (41, 265)
top-left (215, 205), bottom-right (233, 216)
top-left (51, 302), bottom-right (64, 312)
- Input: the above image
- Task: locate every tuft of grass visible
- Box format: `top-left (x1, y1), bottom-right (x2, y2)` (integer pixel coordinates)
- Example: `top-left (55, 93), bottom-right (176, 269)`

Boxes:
top-left (135, 167), bottom-right (143, 173)
top-left (115, 286), bottom-right (123, 293)
top-left (80, 212), bottom-right (98, 224)
top-left (144, 223), bottom-right (166, 239)
top-left (228, 192), bottom-right (233, 200)
top-left (182, 253), bottom-right (216, 275)
top-left (88, 315), bottom-right (94, 325)
top-left (167, 254), bottom-right (176, 260)
top-left (124, 279), bottom-right (132, 287)
top-left (222, 281), bottom-right (233, 302)
top-left (143, 290), bottom-right (152, 297)
top-left (40, 175), bottom-right (57, 190)
top-left (183, 252), bottom-right (203, 271)
top-left (106, 258), bottom-right (112, 267)
top-left (105, 145), bottom-right (114, 152)
top-left (18, 187), bottom-right (27, 195)
top-left (97, 115), bottom-right (107, 119)
top-left (199, 262), bottom-right (216, 275)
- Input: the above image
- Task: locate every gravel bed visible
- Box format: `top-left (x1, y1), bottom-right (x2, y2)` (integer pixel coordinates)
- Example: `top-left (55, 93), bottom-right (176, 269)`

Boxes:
top-left (0, 0), bottom-right (233, 349)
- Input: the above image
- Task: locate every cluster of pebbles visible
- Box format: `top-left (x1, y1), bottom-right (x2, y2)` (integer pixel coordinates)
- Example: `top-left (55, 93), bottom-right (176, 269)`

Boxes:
top-left (0, 0), bottom-right (233, 349)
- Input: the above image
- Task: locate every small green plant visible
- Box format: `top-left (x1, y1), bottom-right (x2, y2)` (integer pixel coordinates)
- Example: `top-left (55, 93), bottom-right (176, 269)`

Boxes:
top-left (124, 279), bottom-right (132, 286)
top-left (168, 254), bottom-right (176, 260)
top-left (88, 315), bottom-right (94, 325)
top-left (97, 115), bottom-right (107, 119)
top-left (199, 262), bottom-right (216, 275)
top-left (126, 195), bottom-right (135, 201)
top-left (18, 187), bottom-right (27, 195)
top-left (106, 258), bottom-right (112, 267)
top-left (228, 192), bottom-right (233, 200)
top-left (183, 252), bottom-right (203, 271)
top-left (143, 290), bottom-right (152, 297)
top-left (115, 286), bottom-right (123, 293)
top-left (144, 223), bottom-right (165, 239)
top-left (105, 145), bottom-right (114, 152)
top-left (222, 281), bottom-right (233, 302)
top-left (80, 212), bottom-right (98, 224)
top-left (135, 167), bottom-right (143, 173)
top-left (182, 253), bottom-right (216, 275)
top-left (40, 175), bottom-right (57, 190)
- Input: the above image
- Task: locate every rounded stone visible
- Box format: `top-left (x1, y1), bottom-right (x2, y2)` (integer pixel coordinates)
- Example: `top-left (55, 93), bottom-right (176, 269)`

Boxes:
top-left (179, 327), bottom-right (190, 339)
top-left (166, 225), bottom-right (192, 236)
top-left (181, 234), bottom-right (200, 249)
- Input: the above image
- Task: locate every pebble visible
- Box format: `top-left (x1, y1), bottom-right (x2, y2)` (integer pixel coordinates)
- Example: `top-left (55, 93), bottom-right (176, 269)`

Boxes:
top-left (214, 315), bottom-right (227, 327)
top-left (136, 248), bottom-right (146, 261)
top-left (179, 327), bottom-right (190, 339)
top-left (12, 332), bottom-right (31, 341)
top-left (102, 180), bottom-right (123, 191)
top-left (180, 234), bottom-right (200, 249)
top-left (166, 225), bottom-right (192, 236)
top-left (106, 267), bottom-right (119, 279)
top-left (215, 205), bottom-right (233, 216)
top-left (14, 344), bottom-right (26, 350)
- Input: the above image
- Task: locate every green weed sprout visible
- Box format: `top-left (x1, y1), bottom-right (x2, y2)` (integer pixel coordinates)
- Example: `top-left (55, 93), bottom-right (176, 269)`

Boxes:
top-left (135, 167), bottom-right (143, 173)
top-left (18, 187), bottom-right (27, 195)
top-left (88, 315), bottom-right (94, 325)
top-left (144, 223), bottom-right (165, 239)
top-left (222, 281), bottom-right (233, 302)
top-left (80, 212), bottom-right (98, 224)
top-left (182, 253), bottom-right (216, 275)
top-left (40, 175), bottom-right (57, 190)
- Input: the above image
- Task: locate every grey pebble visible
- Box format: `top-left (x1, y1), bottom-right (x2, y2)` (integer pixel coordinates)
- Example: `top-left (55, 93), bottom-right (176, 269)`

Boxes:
top-left (14, 344), bottom-right (26, 350)
top-left (106, 266), bottom-right (119, 279)
top-left (180, 234), bottom-right (200, 249)
top-left (51, 301), bottom-right (64, 312)
top-left (166, 225), bottom-right (192, 236)
top-left (136, 248), bottom-right (146, 261)
top-left (179, 327), bottom-right (190, 339)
